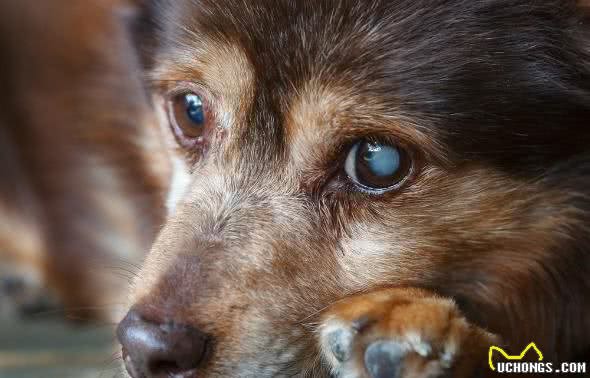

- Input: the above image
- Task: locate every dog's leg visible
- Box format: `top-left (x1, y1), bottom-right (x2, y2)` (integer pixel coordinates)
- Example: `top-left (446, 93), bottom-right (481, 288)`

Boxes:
top-left (319, 288), bottom-right (497, 378)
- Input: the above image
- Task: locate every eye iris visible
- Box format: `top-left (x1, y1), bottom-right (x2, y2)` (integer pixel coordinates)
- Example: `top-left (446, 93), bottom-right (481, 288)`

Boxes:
top-left (184, 93), bottom-right (205, 125)
top-left (169, 92), bottom-right (208, 142)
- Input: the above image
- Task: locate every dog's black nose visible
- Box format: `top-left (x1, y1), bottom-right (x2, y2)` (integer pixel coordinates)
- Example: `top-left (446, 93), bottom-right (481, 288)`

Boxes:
top-left (117, 307), bottom-right (209, 378)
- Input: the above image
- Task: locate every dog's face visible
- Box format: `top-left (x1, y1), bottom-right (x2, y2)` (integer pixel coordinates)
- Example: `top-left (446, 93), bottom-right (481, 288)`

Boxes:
top-left (122, 0), bottom-right (590, 375)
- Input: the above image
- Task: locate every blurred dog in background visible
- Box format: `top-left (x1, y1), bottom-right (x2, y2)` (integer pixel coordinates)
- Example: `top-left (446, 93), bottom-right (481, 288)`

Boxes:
top-left (0, 0), bottom-right (169, 320)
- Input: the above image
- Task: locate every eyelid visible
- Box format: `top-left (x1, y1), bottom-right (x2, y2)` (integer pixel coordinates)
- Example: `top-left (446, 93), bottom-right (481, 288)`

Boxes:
top-left (329, 117), bottom-right (448, 168)
top-left (165, 82), bottom-right (210, 101)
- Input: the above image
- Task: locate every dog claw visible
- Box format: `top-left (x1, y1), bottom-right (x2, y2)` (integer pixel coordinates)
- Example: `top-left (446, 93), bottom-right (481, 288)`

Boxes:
top-left (365, 341), bottom-right (404, 378)
top-left (327, 328), bottom-right (354, 362)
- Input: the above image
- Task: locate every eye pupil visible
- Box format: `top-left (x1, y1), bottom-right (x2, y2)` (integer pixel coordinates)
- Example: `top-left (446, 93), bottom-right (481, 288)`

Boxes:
top-left (344, 140), bottom-right (411, 192)
top-left (184, 93), bottom-right (205, 125)
top-left (362, 144), bottom-right (400, 177)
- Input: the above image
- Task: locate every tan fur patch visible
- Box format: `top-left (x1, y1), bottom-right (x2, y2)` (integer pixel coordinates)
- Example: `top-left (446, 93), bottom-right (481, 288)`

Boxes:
top-left (286, 80), bottom-right (448, 176)
top-left (151, 41), bottom-right (255, 132)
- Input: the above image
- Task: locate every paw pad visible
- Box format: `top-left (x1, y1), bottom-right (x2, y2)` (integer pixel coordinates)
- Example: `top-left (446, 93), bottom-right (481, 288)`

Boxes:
top-left (364, 341), bottom-right (404, 378)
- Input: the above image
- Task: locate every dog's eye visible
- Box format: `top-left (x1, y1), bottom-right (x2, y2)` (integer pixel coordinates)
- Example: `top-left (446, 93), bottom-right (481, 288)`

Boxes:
top-left (168, 92), bottom-right (208, 143)
top-left (344, 141), bottom-right (411, 192)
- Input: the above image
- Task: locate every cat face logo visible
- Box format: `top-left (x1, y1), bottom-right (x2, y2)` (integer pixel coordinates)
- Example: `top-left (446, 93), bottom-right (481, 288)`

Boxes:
top-left (488, 343), bottom-right (544, 371)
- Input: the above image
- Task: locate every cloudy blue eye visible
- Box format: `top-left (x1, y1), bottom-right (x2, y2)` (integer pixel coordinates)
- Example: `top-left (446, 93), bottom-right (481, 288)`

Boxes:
top-left (345, 141), bottom-right (411, 191)
top-left (169, 92), bottom-right (208, 141)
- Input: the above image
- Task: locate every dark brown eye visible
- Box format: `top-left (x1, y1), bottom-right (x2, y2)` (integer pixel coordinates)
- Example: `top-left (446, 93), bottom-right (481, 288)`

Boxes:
top-left (344, 140), bottom-right (412, 192)
top-left (168, 92), bottom-right (208, 145)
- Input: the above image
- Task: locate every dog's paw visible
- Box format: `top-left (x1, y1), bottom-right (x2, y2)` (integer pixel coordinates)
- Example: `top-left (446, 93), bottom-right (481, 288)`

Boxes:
top-left (319, 288), bottom-right (496, 378)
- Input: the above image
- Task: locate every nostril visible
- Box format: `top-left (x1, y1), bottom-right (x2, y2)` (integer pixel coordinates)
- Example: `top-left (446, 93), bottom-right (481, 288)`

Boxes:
top-left (117, 307), bottom-right (210, 378)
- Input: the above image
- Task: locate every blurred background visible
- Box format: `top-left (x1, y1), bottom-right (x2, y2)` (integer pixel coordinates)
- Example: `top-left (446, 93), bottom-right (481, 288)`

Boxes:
top-left (0, 1), bottom-right (169, 377)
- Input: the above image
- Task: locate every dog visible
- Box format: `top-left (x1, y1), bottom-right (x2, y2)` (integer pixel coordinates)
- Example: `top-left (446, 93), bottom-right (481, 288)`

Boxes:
top-left (0, 0), bottom-right (170, 319)
top-left (114, 0), bottom-right (590, 377)
top-left (114, 1), bottom-right (590, 377)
